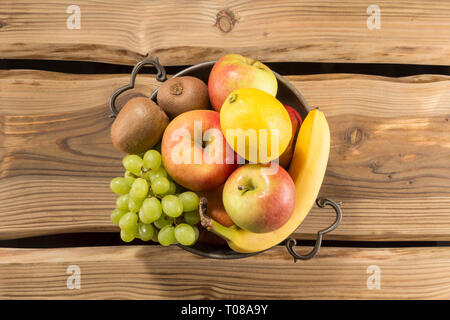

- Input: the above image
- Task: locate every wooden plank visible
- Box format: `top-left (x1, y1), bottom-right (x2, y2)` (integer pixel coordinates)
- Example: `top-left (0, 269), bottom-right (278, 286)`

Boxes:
top-left (0, 71), bottom-right (449, 241)
top-left (294, 74), bottom-right (450, 240)
top-left (1, 246), bottom-right (449, 299)
top-left (0, 0), bottom-right (449, 66)
top-left (0, 71), bottom-right (157, 238)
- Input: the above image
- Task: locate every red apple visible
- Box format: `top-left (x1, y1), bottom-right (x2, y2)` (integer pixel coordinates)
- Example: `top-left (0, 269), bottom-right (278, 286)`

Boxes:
top-left (279, 105), bottom-right (303, 169)
top-left (222, 164), bottom-right (296, 233)
top-left (161, 110), bottom-right (237, 191)
top-left (208, 54), bottom-right (278, 111)
top-left (198, 184), bottom-right (234, 227)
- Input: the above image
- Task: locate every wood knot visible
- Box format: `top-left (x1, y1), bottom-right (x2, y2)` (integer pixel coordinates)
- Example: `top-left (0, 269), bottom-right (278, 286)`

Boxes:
top-left (400, 153), bottom-right (418, 162)
top-left (0, 21), bottom-right (5, 29)
top-left (369, 160), bottom-right (382, 173)
top-left (345, 127), bottom-right (364, 147)
top-left (215, 9), bottom-right (237, 33)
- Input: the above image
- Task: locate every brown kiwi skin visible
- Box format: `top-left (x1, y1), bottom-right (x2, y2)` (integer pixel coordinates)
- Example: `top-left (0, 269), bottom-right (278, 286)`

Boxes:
top-left (111, 97), bottom-right (169, 154)
top-left (157, 76), bottom-right (210, 118)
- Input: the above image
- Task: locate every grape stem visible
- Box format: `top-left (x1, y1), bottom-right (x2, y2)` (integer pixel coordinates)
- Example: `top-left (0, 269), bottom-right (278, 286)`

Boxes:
top-left (138, 166), bottom-right (166, 200)
top-left (153, 192), bottom-right (163, 200)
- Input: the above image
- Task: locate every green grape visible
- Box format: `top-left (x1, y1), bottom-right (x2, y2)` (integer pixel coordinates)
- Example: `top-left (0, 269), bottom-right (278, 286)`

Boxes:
top-left (124, 171), bottom-right (136, 187)
top-left (146, 166), bottom-right (167, 182)
top-left (130, 223), bottom-right (139, 235)
top-left (161, 195), bottom-right (183, 218)
top-left (116, 194), bottom-right (129, 211)
top-left (192, 225), bottom-right (199, 242)
top-left (138, 222), bottom-right (155, 241)
top-left (143, 171), bottom-right (151, 181)
top-left (138, 206), bottom-right (145, 221)
top-left (151, 177), bottom-right (170, 195)
top-left (129, 178), bottom-right (149, 199)
top-left (110, 177), bottom-right (130, 195)
top-left (179, 191), bottom-right (199, 212)
top-left (128, 196), bottom-right (143, 213)
top-left (153, 214), bottom-right (174, 229)
top-left (151, 228), bottom-right (159, 242)
top-left (143, 150), bottom-right (162, 171)
top-left (110, 208), bottom-right (126, 225)
top-left (140, 197), bottom-right (162, 223)
top-left (184, 210), bottom-right (200, 225)
top-left (120, 226), bottom-right (137, 243)
top-left (157, 167), bottom-right (168, 179)
top-left (174, 223), bottom-right (196, 246)
top-left (122, 154), bottom-right (143, 176)
top-left (165, 181), bottom-right (177, 195)
top-left (119, 212), bottom-right (138, 230)
top-left (158, 225), bottom-right (176, 246)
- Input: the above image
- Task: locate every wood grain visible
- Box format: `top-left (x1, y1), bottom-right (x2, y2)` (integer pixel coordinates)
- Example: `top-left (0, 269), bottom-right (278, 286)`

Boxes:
top-left (0, 0), bottom-right (449, 66)
top-left (294, 74), bottom-right (450, 240)
top-left (1, 245), bottom-right (449, 299)
top-left (0, 71), bottom-right (449, 241)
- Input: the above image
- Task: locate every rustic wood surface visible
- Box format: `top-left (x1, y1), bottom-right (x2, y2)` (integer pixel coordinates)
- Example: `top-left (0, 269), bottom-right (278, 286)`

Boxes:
top-left (0, 70), bottom-right (448, 241)
top-left (1, 245), bottom-right (449, 299)
top-left (1, 0), bottom-right (449, 66)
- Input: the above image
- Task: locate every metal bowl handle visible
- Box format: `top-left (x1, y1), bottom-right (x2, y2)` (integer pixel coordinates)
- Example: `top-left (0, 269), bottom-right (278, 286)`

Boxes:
top-left (286, 197), bottom-right (342, 262)
top-left (109, 58), bottom-right (167, 118)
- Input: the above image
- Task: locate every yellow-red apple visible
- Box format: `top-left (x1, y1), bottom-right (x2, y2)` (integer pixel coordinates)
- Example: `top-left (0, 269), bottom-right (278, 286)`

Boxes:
top-left (161, 110), bottom-right (237, 191)
top-left (222, 164), bottom-right (295, 233)
top-left (208, 54), bottom-right (278, 111)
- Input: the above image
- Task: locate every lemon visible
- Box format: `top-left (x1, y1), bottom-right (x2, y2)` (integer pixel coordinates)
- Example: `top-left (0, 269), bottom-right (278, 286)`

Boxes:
top-left (220, 88), bottom-right (292, 163)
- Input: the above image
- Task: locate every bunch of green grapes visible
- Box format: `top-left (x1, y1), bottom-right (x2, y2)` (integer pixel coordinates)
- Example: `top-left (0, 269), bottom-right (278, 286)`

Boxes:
top-left (109, 149), bottom-right (201, 246)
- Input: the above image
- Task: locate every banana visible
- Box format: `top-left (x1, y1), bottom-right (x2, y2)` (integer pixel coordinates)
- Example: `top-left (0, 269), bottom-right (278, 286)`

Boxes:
top-left (199, 109), bottom-right (331, 253)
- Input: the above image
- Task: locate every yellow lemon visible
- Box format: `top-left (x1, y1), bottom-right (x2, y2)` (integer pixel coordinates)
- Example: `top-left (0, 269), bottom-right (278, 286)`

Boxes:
top-left (220, 88), bottom-right (292, 163)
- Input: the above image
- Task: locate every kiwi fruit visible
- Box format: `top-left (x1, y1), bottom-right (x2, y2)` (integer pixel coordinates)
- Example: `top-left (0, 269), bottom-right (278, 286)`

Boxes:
top-left (157, 76), bottom-right (209, 118)
top-left (111, 97), bottom-right (169, 154)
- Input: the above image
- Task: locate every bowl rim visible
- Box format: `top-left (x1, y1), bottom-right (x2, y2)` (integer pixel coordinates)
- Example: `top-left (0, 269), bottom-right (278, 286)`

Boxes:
top-left (150, 60), bottom-right (312, 114)
top-left (149, 60), bottom-right (312, 259)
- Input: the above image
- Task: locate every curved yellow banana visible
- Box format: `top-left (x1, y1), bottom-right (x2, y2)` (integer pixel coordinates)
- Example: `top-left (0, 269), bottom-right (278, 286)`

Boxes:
top-left (200, 109), bottom-right (330, 253)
